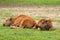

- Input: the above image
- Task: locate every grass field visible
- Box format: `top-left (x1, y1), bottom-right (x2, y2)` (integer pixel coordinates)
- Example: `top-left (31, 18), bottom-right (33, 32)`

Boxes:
top-left (0, 25), bottom-right (60, 40)
top-left (0, 0), bottom-right (60, 5)
top-left (0, 14), bottom-right (60, 40)
top-left (0, 0), bottom-right (60, 40)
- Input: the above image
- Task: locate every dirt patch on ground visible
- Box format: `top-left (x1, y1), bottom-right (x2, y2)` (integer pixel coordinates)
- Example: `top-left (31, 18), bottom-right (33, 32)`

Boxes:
top-left (0, 6), bottom-right (60, 18)
top-left (0, 6), bottom-right (60, 28)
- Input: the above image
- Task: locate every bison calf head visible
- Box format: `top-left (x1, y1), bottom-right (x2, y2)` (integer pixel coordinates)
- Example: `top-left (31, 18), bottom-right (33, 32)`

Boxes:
top-left (3, 18), bottom-right (13, 26)
top-left (38, 18), bottom-right (52, 30)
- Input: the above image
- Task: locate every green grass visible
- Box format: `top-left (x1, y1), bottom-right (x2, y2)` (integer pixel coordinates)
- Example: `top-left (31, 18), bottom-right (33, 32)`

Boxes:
top-left (0, 0), bottom-right (60, 5)
top-left (0, 17), bottom-right (60, 40)
top-left (52, 19), bottom-right (60, 22)
top-left (0, 25), bottom-right (60, 40)
top-left (0, 13), bottom-right (14, 18)
top-left (33, 16), bottom-right (48, 20)
top-left (33, 16), bottom-right (60, 23)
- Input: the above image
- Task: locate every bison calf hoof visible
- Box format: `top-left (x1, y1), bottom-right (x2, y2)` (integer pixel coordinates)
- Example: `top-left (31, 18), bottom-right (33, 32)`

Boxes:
top-left (38, 28), bottom-right (41, 30)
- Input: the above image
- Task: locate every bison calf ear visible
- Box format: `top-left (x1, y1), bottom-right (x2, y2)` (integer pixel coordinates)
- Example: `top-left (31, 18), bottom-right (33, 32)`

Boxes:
top-left (10, 18), bottom-right (13, 21)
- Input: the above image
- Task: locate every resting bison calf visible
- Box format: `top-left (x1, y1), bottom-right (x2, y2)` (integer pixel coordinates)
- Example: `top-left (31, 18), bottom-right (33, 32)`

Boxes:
top-left (3, 18), bottom-right (13, 26)
top-left (3, 14), bottom-right (37, 29)
top-left (38, 18), bottom-right (52, 30)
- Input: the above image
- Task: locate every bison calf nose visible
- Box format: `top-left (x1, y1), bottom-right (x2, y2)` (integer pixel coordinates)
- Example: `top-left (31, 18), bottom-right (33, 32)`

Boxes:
top-left (3, 24), bottom-right (5, 26)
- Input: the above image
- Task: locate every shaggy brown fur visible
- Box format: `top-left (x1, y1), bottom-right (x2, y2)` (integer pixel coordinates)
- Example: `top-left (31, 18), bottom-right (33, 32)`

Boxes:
top-left (3, 14), bottom-right (26, 26)
top-left (11, 15), bottom-right (37, 29)
top-left (3, 14), bottom-right (37, 29)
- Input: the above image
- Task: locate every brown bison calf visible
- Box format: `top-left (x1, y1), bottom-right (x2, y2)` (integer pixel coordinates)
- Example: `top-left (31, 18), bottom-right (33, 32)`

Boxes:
top-left (38, 18), bottom-right (52, 30)
top-left (3, 14), bottom-right (37, 29)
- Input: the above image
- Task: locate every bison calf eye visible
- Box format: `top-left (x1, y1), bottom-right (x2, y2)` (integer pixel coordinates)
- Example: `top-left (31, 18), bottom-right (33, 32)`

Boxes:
top-left (45, 20), bottom-right (47, 22)
top-left (42, 22), bottom-right (44, 24)
top-left (17, 25), bottom-right (19, 27)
